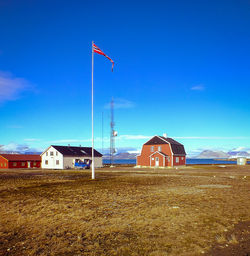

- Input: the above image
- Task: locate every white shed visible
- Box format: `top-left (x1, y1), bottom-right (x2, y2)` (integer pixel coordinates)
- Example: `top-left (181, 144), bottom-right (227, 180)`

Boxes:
top-left (41, 145), bottom-right (103, 169)
top-left (237, 157), bottom-right (247, 165)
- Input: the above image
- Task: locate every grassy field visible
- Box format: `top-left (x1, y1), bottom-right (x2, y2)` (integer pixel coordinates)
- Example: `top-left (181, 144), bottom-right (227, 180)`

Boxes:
top-left (0, 165), bottom-right (250, 256)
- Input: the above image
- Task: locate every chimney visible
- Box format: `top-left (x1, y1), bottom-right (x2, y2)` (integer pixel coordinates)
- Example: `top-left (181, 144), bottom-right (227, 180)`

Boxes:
top-left (163, 133), bottom-right (167, 138)
top-left (68, 144), bottom-right (70, 147)
top-left (79, 144), bottom-right (81, 147)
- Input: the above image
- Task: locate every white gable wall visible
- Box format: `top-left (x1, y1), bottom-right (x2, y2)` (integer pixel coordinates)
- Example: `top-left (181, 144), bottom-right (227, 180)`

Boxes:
top-left (41, 146), bottom-right (64, 169)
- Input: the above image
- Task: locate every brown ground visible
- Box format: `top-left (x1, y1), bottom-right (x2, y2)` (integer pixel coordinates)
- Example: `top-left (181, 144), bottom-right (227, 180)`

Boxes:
top-left (0, 165), bottom-right (249, 256)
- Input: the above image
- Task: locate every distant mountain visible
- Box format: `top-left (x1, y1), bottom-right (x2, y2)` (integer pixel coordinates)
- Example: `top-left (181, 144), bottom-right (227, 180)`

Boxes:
top-left (228, 151), bottom-right (250, 158)
top-left (193, 149), bottom-right (250, 159)
top-left (194, 150), bottom-right (229, 159)
top-left (103, 152), bottom-right (138, 160)
top-left (0, 150), bottom-right (41, 155)
top-left (0, 143), bottom-right (42, 155)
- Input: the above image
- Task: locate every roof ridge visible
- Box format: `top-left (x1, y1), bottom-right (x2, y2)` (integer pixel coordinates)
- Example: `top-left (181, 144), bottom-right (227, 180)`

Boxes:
top-left (156, 135), bottom-right (170, 143)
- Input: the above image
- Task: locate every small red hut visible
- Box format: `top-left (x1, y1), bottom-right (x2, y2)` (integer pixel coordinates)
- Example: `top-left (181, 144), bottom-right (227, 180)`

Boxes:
top-left (137, 135), bottom-right (186, 167)
top-left (0, 154), bottom-right (41, 169)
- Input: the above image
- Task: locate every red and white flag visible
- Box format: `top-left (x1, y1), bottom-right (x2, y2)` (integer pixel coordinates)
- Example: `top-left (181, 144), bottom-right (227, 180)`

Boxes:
top-left (93, 42), bottom-right (114, 71)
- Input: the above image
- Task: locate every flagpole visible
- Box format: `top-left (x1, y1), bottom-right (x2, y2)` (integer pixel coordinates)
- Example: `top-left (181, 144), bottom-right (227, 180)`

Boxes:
top-left (91, 41), bottom-right (95, 179)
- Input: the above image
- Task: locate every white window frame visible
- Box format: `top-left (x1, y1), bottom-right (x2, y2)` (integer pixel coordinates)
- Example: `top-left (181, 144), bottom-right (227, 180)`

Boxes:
top-left (176, 157), bottom-right (179, 163)
top-left (151, 146), bottom-right (154, 152)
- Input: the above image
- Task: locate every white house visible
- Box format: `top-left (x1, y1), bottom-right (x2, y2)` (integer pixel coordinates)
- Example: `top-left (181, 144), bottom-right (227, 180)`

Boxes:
top-left (41, 145), bottom-right (103, 169)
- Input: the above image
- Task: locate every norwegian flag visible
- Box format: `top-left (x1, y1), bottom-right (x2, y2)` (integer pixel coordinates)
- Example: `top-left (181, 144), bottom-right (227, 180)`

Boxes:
top-left (93, 42), bottom-right (114, 71)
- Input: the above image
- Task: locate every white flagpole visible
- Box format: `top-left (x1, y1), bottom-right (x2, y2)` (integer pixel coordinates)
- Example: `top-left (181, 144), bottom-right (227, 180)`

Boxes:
top-left (91, 41), bottom-right (95, 179)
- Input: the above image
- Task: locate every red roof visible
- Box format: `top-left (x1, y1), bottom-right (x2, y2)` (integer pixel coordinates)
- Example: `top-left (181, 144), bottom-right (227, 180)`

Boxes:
top-left (0, 154), bottom-right (41, 161)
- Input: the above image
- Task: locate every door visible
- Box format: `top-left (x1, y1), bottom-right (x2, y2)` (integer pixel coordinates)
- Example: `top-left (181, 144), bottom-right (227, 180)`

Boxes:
top-left (155, 157), bottom-right (159, 167)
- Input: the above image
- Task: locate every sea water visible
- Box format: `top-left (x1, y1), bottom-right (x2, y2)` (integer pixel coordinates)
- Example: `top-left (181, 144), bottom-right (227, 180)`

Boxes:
top-left (103, 159), bottom-right (250, 165)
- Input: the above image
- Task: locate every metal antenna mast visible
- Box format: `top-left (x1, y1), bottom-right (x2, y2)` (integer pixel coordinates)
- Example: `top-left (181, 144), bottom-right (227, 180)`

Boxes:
top-left (110, 98), bottom-right (117, 166)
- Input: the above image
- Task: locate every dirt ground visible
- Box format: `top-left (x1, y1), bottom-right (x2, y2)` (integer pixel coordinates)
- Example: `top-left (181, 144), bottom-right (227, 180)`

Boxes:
top-left (0, 165), bottom-right (249, 256)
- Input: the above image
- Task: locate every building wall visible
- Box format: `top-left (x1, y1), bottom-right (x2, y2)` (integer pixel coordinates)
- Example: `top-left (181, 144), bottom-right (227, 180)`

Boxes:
top-left (93, 157), bottom-right (103, 168)
top-left (173, 156), bottom-right (186, 166)
top-left (41, 147), bottom-right (64, 169)
top-left (63, 156), bottom-right (103, 169)
top-left (150, 152), bottom-right (167, 167)
top-left (137, 143), bottom-right (186, 167)
top-left (0, 157), bottom-right (8, 169)
top-left (8, 160), bottom-right (41, 169)
top-left (137, 144), bottom-right (173, 166)
top-left (41, 146), bottom-right (103, 169)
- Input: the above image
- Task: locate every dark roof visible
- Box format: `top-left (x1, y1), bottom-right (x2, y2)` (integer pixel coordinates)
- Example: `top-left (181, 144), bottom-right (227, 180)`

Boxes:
top-left (144, 136), bottom-right (186, 155)
top-left (170, 144), bottom-right (186, 155)
top-left (51, 145), bottom-right (102, 157)
top-left (0, 154), bottom-right (41, 161)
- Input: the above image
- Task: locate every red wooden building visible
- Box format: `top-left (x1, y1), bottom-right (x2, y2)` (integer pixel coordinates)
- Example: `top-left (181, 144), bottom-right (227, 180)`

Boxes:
top-left (0, 154), bottom-right (41, 169)
top-left (137, 136), bottom-right (186, 167)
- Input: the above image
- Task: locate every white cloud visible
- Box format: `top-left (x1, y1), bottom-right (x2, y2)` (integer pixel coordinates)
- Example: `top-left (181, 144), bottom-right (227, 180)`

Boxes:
top-left (127, 150), bottom-right (141, 154)
top-left (49, 137), bottom-right (110, 144)
top-left (49, 139), bottom-right (90, 144)
top-left (105, 98), bottom-right (135, 109)
top-left (0, 71), bottom-right (30, 102)
top-left (231, 147), bottom-right (250, 153)
top-left (23, 138), bottom-right (41, 142)
top-left (117, 135), bottom-right (151, 140)
top-left (1, 143), bottom-right (29, 152)
top-left (0, 143), bottom-right (42, 153)
top-left (174, 136), bottom-right (249, 140)
top-left (191, 84), bottom-right (205, 91)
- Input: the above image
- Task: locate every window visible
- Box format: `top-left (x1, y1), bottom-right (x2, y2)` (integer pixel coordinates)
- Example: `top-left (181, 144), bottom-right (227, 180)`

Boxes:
top-left (13, 162), bottom-right (17, 167)
top-left (158, 146), bottom-right (161, 151)
top-left (56, 160), bottom-right (59, 165)
top-left (33, 162), bottom-right (36, 166)
top-left (46, 152), bottom-right (48, 156)
top-left (45, 160), bottom-right (48, 165)
top-left (21, 162), bottom-right (25, 167)
top-left (50, 151), bottom-right (54, 156)
top-left (151, 146), bottom-right (154, 152)
top-left (176, 157), bottom-right (179, 163)
top-left (181, 157), bottom-right (184, 160)
top-left (4, 163), bottom-right (7, 167)
top-left (56, 151), bottom-right (58, 156)
top-left (0, 163), bottom-right (2, 167)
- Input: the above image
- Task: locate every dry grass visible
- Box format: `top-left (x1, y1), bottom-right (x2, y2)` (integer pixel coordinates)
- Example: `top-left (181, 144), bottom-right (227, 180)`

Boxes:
top-left (0, 165), bottom-right (250, 256)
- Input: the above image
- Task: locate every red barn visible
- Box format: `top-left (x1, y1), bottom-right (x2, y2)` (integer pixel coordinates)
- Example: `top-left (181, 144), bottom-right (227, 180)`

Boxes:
top-left (0, 154), bottom-right (41, 169)
top-left (137, 136), bottom-right (186, 167)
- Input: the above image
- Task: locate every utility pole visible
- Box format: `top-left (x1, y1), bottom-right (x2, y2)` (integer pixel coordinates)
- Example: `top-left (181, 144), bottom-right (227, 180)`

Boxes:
top-left (110, 98), bottom-right (117, 166)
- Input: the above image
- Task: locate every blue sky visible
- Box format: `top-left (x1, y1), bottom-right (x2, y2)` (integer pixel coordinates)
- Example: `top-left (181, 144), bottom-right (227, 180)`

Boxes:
top-left (0, 0), bottom-right (250, 155)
